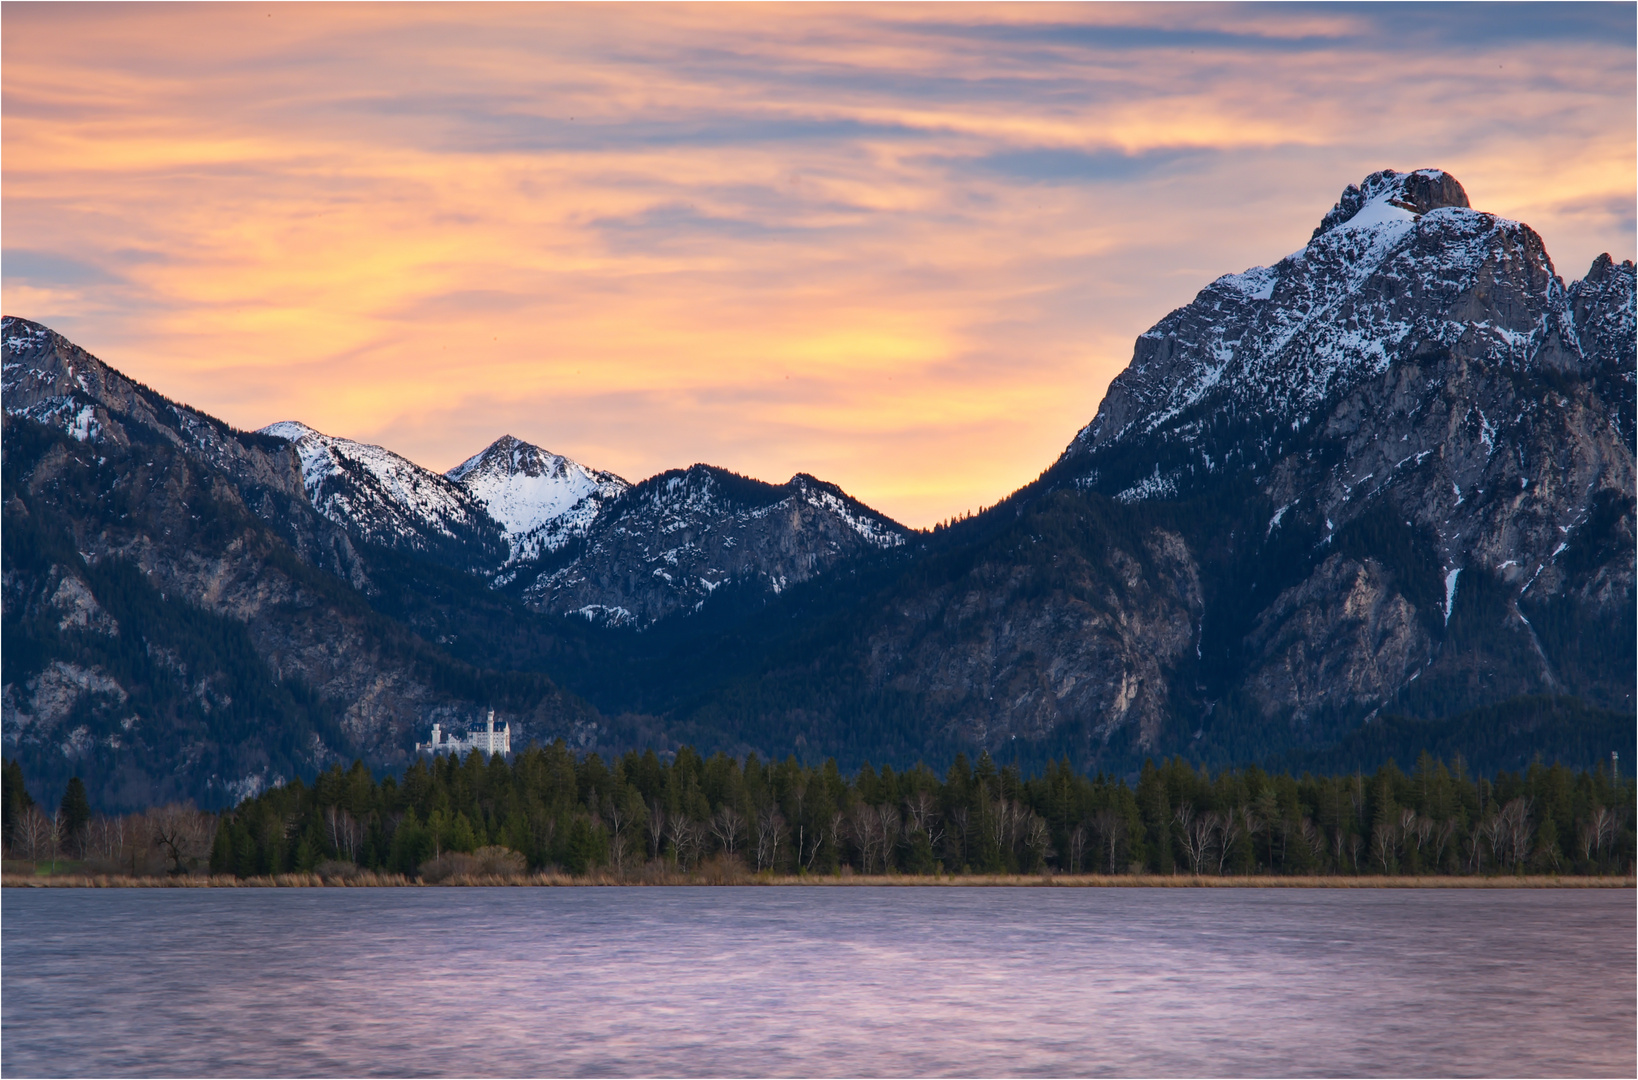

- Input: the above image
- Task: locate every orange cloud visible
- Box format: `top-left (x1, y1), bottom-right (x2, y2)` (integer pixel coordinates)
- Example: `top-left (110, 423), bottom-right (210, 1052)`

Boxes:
top-left (4, 3), bottom-right (1632, 527)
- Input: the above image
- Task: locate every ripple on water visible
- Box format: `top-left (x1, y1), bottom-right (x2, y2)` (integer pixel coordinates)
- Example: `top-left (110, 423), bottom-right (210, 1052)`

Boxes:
top-left (3, 887), bottom-right (1634, 1078)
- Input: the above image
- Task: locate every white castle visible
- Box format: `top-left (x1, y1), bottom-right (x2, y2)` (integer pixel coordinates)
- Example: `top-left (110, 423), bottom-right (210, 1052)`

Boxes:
top-left (416, 711), bottom-right (512, 757)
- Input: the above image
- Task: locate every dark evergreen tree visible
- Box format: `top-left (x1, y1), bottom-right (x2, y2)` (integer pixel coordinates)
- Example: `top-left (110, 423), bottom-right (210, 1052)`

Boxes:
top-left (3, 758), bottom-right (37, 854)
top-left (58, 777), bottom-right (92, 855)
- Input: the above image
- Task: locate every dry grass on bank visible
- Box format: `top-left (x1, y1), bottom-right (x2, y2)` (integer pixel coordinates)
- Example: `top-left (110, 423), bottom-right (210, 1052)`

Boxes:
top-left (4, 868), bottom-right (1632, 889)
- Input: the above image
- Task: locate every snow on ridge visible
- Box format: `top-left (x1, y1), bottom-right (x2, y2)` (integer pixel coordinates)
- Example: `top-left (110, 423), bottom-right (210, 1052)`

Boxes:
top-left (1331, 195), bottom-right (1417, 235)
top-left (260, 420), bottom-right (319, 442)
top-left (258, 420), bottom-right (484, 541)
top-left (799, 484), bottom-right (906, 547)
top-left (1103, 198), bottom-right (1536, 460)
top-left (1216, 265), bottom-right (1278, 301)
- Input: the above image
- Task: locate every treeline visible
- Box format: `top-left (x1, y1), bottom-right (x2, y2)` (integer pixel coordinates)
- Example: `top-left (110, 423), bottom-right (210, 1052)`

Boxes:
top-left (6, 749), bottom-right (1632, 880)
top-left (2, 761), bottom-right (216, 875)
top-left (209, 747), bottom-right (1636, 879)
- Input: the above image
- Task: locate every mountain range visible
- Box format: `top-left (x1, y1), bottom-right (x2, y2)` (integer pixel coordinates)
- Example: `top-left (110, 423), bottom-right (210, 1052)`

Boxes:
top-left (4, 168), bottom-right (1633, 808)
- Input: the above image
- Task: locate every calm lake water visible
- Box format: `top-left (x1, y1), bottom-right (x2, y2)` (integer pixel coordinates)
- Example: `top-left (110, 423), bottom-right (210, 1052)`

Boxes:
top-left (2, 886), bottom-right (1633, 1078)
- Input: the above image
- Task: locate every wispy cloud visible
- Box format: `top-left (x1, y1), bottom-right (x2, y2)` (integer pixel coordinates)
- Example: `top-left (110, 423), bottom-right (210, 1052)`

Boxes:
top-left (3, 2), bottom-right (1632, 526)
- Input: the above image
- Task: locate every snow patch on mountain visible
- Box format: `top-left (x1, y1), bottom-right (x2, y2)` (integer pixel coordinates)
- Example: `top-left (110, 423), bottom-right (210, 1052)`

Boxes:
top-left (447, 435), bottom-right (629, 563)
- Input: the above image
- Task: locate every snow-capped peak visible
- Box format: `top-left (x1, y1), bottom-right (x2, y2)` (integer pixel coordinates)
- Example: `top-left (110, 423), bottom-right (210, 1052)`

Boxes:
top-left (448, 435), bottom-right (629, 565)
top-left (1066, 167), bottom-right (1549, 461)
top-left (260, 419), bottom-right (320, 442)
top-left (1311, 168), bottom-right (1469, 239)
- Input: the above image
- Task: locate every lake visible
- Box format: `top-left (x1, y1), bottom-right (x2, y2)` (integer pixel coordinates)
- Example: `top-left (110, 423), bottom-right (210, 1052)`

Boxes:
top-left (2, 886), bottom-right (1632, 1077)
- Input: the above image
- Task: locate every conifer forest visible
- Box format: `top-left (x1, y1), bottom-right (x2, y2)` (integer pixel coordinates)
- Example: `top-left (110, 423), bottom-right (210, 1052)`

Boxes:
top-left (4, 749), bottom-right (1631, 881)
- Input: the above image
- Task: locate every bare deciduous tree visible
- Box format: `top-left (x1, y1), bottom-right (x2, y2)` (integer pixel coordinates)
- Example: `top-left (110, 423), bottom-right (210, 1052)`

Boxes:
top-left (1067, 824), bottom-right (1089, 874)
top-left (1373, 821), bottom-right (1397, 873)
top-left (1496, 798), bottom-right (1532, 872)
top-left (1591, 806), bottom-right (1618, 864)
top-left (325, 805), bottom-right (363, 862)
top-left (149, 804), bottom-right (215, 876)
top-left (797, 812), bottom-right (825, 871)
top-left (849, 804), bottom-right (881, 873)
top-left (86, 815), bottom-right (128, 863)
top-left (1090, 808), bottom-right (1126, 874)
top-left (1175, 805), bottom-right (1214, 875)
top-left (647, 800), bottom-right (667, 862)
top-left (667, 815), bottom-right (705, 871)
top-left (1432, 817), bottom-right (1456, 870)
top-left (754, 806), bottom-right (786, 872)
top-left (1023, 813), bottom-right (1051, 871)
top-left (874, 803), bottom-right (902, 871)
top-left (1298, 817), bottom-right (1322, 863)
top-left (1214, 810), bottom-right (1243, 875)
top-left (13, 805), bottom-right (54, 861)
top-left (603, 793), bottom-right (636, 872)
top-left (825, 810), bottom-right (846, 870)
top-left (710, 805), bottom-right (746, 858)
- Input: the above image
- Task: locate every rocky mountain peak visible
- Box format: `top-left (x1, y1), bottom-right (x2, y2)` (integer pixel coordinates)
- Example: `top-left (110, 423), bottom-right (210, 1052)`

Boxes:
top-left (1066, 165), bottom-right (1589, 465)
top-left (1312, 168), bottom-right (1471, 239)
top-left (1035, 169), bottom-right (1634, 743)
top-left (447, 434), bottom-right (630, 561)
top-left (449, 434), bottom-right (561, 482)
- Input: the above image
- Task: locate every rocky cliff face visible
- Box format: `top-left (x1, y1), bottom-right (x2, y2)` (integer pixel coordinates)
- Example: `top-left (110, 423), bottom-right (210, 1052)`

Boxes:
top-left (3, 320), bottom-right (371, 587)
top-left (1043, 168), bottom-right (1634, 747)
top-left (515, 465), bottom-right (907, 627)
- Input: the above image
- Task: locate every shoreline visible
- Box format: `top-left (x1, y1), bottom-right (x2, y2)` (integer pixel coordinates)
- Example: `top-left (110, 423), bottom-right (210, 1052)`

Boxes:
top-left (4, 872), bottom-right (1632, 889)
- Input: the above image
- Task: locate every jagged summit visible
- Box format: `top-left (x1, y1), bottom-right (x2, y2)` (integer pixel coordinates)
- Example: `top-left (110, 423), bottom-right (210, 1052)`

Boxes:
top-left (1066, 167), bottom-right (1592, 463)
top-left (447, 434), bottom-right (630, 561)
top-left (1312, 168), bottom-right (1470, 239)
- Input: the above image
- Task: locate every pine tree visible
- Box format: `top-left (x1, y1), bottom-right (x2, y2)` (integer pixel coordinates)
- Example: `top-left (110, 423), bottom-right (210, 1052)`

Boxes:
top-left (2, 758), bottom-right (36, 855)
top-left (59, 777), bottom-right (92, 855)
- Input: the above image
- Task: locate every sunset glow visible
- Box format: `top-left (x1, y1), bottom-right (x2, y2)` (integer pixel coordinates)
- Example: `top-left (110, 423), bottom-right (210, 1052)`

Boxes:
top-left (5, 2), bottom-right (1633, 526)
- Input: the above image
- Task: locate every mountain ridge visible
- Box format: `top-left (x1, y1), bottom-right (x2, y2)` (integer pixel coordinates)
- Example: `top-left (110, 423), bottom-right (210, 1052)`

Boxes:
top-left (4, 166), bottom-right (1632, 804)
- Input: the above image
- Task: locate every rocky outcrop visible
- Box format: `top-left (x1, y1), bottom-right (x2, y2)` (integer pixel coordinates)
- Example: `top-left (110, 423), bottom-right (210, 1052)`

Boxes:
top-left (1245, 555), bottom-right (1433, 728)
top-left (4, 318), bottom-right (373, 589)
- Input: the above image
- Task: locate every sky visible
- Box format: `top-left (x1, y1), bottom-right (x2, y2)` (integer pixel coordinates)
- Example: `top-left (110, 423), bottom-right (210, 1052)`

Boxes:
top-left (4, 2), bottom-right (1633, 528)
